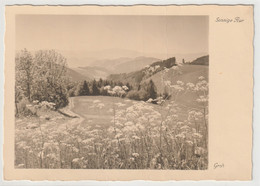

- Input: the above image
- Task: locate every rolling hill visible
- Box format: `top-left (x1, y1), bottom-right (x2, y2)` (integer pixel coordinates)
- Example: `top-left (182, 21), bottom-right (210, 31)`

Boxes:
top-left (143, 64), bottom-right (208, 106)
top-left (108, 57), bottom-right (176, 86)
top-left (72, 66), bottom-right (111, 80)
top-left (66, 68), bottom-right (91, 82)
top-left (190, 55), bottom-right (209, 65)
top-left (112, 56), bottom-right (160, 73)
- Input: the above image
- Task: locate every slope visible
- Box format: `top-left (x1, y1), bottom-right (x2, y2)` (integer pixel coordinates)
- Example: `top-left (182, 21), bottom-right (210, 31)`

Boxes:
top-left (66, 68), bottom-right (91, 82)
top-left (143, 64), bottom-right (208, 106)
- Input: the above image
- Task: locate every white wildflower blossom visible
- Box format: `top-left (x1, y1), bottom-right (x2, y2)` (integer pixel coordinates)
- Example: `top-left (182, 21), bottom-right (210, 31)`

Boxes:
top-left (122, 85), bottom-right (129, 91)
top-left (192, 133), bottom-right (203, 139)
top-left (146, 98), bottom-right (154, 103)
top-left (33, 100), bottom-right (39, 104)
top-left (72, 158), bottom-right (79, 163)
top-left (132, 135), bottom-right (141, 140)
top-left (196, 95), bottom-right (208, 103)
top-left (176, 132), bottom-right (186, 139)
top-left (195, 147), bottom-right (206, 155)
top-left (170, 84), bottom-right (184, 92)
top-left (177, 80), bottom-right (184, 86)
top-left (180, 125), bottom-right (190, 131)
top-left (186, 140), bottom-right (194, 146)
top-left (132, 153), bottom-right (139, 158)
top-left (72, 147), bottom-right (79, 153)
top-left (198, 76), bottom-right (205, 80)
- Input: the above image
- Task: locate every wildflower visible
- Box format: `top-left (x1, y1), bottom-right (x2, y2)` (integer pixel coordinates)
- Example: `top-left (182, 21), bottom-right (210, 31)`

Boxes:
top-left (177, 80), bottom-right (184, 86)
top-left (115, 133), bottom-right (123, 139)
top-left (132, 135), bottom-right (141, 140)
top-left (95, 143), bottom-right (103, 146)
top-left (146, 98), bottom-right (154, 103)
top-left (198, 76), bottom-right (205, 80)
top-left (173, 114), bottom-right (178, 119)
top-left (192, 133), bottom-right (203, 139)
top-left (186, 140), bottom-right (194, 146)
top-left (164, 80), bottom-right (171, 87)
top-left (196, 95), bottom-right (208, 103)
top-left (37, 151), bottom-right (43, 158)
top-left (72, 147), bottom-right (79, 153)
top-left (72, 158), bottom-right (79, 163)
top-left (176, 132), bottom-right (185, 139)
top-left (195, 147), bottom-right (206, 155)
top-left (122, 85), bottom-right (129, 91)
top-left (119, 138), bottom-right (125, 142)
top-left (136, 123), bottom-right (145, 130)
top-left (186, 82), bottom-right (195, 90)
top-left (33, 100), bottom-right (39, 104)
top-left (132, 153), bottom-right (139, 158)
top-left (177, 121), bottom-right (184, 125)
top-left (180, 125), bottom-right (190, 131)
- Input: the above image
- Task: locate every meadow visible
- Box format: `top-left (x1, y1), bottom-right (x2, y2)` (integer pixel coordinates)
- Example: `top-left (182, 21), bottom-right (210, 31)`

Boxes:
top-left (15, 73), bottom-right (208, 169)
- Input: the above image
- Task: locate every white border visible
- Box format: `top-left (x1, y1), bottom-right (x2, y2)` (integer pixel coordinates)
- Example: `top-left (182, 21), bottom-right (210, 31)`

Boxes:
top-left (0, 1), bottom-right (259, 186)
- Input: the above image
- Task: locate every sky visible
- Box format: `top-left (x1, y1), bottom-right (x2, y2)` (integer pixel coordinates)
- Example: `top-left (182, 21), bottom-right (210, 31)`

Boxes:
top-left (16, 15), bottom-right (208, 67)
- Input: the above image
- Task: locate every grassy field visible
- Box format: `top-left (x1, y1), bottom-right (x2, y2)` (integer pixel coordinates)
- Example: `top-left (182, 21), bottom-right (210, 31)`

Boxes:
top-left (15, 64), bottom-right (208, 169)
top-left (15, 93), bottom-right (208, 169)
top-left (71, 96), bottom-right (174, 128)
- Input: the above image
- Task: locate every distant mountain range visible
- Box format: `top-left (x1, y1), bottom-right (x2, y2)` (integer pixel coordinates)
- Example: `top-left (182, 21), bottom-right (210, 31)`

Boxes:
top-left (70, 56), bottom-right (160, 80)
top-left (58, 48), bottom-right (207, 68)
top-left (65, 53), bottom-right (209, 82)
top-left (72, 66), bottom-right (111, 80)
top-left (66, 68), bottom-right (91, 82)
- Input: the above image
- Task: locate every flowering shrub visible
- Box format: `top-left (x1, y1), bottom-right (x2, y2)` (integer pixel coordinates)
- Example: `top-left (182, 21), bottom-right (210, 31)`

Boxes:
top-left (104, 85), bottom-right (128, 97)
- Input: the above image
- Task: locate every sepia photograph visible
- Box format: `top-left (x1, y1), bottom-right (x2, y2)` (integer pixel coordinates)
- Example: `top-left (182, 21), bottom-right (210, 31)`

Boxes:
top-left (2, 4), bottom-right (255, 181)
top-left (14, 15), bottom-right (209, 170)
